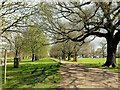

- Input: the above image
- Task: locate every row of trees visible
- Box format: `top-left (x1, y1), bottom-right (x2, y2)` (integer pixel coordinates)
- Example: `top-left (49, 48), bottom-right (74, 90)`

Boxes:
top-left (13, 26), bottom-right (49, 62)
top-left (0, 0), bottom-right (120, 67)
top-left (2, 25), bottom-right (49, 68)
top-left (0, 1), bottom-right (49, 63)
top-left (50, 40), bottom-right (120, 61)
top-left (50, 41), bottom-right (94, 61)
top-left (38, 1), bottom-right (120, 67)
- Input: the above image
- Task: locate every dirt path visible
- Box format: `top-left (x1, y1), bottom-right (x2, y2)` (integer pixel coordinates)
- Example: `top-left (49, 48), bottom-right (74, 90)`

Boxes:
top-left (54, 59), bottom-right (119, 89)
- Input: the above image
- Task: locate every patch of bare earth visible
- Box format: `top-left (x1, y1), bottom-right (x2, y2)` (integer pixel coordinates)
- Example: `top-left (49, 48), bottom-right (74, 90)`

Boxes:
top-left (57, 63), bottom-right (119, 90)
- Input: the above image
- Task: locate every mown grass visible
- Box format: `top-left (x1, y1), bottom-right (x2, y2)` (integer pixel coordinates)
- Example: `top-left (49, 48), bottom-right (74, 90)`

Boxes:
top-left (77, 58), bottom-right (120, 70)
top-left (2, 58), bottom-right (62, 89)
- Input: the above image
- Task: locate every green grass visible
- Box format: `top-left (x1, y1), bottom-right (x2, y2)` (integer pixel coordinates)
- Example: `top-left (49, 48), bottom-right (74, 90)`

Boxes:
top-left (77, 58), bottom-right (120, 70)
top-left (0, 66), bottom-right (2, 90)
top-left (2, 58), bottom-right (62, 89)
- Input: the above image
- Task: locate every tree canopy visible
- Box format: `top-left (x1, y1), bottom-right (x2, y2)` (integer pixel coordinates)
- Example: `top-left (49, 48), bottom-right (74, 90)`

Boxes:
top-left (22, 26), bottom-right (49, 61)
top-left (0, 0), bottom-right (119, 67)
top-left (39, 1), bottom-right (120, 67)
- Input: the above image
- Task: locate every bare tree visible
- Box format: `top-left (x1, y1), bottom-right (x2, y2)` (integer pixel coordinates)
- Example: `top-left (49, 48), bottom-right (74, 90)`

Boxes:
top-left (100, 39), bottom-right (107, 58)
top-left (49, 43), bottom-right (63, 59)
top-left (0, 0), bottom-right (38, 42)
top-left (78, 42), bottom-right (91, 58)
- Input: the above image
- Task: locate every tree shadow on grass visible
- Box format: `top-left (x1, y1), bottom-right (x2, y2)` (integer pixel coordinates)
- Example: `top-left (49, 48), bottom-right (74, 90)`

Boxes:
top-left (2, 63), bottom-right (61, 89)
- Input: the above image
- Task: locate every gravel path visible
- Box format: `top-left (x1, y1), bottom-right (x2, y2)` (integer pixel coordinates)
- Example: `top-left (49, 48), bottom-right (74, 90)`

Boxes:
top-left (54, 59), bottom-right (119, 90)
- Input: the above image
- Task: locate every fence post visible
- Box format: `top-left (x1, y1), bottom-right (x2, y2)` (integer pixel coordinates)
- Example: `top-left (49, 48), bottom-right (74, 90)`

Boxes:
top-left (4, 49), bottom-right (7, 84)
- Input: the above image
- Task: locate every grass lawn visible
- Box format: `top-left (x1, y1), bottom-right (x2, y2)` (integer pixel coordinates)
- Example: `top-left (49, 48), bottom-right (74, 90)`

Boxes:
top-left (2, 58), bottom-right (62, 89)
top-left (77, 58), bottom-right (120, 70)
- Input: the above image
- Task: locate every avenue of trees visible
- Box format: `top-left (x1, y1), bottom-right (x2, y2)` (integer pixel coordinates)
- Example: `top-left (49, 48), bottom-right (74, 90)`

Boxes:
top-left (5, 25), bottom-right (49, 62)
top-left (0, 1), bottom-right (49, 67)
top-left (49, 41), bottom-right (90, 61)
top-left (38, 1), bottom-right (120, 67)
top-left (0, 0), bottom-right (120, 67)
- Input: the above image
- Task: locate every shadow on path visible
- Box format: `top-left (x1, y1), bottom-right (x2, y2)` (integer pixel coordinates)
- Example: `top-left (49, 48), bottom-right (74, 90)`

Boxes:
top-left (56, 61), bottom-right (119, 89)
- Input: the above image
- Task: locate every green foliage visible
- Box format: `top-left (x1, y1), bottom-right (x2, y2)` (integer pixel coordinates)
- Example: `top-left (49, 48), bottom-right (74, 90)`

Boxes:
top-left (22, 26), bottom-right (49, 58)
top-left (2, 58), bottom-right (61, 88)
top-left (0, 66), bottom-right (2, 90)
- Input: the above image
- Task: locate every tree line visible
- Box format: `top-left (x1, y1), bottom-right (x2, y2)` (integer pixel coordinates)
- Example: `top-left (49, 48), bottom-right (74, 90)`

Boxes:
top-left (0, 0), bottom-right (120, 67)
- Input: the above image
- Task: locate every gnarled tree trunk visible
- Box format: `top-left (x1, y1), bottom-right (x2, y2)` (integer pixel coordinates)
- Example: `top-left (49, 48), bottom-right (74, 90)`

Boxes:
top-left (102, 38), bottom-right (117, 67)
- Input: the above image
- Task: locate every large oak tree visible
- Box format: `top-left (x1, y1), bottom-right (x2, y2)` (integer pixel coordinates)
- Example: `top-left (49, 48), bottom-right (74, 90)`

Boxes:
top-left (39, 1), bottom-right (120, 67)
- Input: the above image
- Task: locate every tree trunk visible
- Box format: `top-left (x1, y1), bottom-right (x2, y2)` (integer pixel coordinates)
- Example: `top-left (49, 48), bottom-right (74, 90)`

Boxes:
top-left (68, 52), bottom-right (71, 61)
top-left (35, 55), bottom-right (38, 60)
top-left (15, 49), bottom-right (18, 58)
top-left (102, 46), bottom-right (106, 58)
top-left (102, 39), bottom-right (117, 67)
top-left (73, 51), bottom-right (77, 62)
top-left (62, 51), bottom-right (66, 60)
top-left (14, 49), bottom-right (19, 68)
top-left (14, 58), bottom-right (19, 68)
top-left (32, 53), bottom-right (35, 62)
top-left (82, 54), bottom-right (84, 58)
top-left (102, 51), bottom-right (105, 58)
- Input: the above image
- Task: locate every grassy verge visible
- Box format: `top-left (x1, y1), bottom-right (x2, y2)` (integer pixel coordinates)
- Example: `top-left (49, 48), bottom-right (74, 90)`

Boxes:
top-left (77, 58), bottom-right (120, 71)
top-left (2, 58), bottom-right (61, 89)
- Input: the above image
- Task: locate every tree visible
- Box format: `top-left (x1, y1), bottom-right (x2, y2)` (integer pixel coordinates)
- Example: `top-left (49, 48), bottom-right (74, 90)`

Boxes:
top-left (12, 34), bottom-right (23, 68)
top-left (0, 1), bottom-right (37, 33)
top-left (39, 1), bottom-right (120, 67)
top-left (49, 43), bottom-right (62, 59)
top-left (0, 1), bottom-right (39, 54)
top-left (13, 34), bottom-right (23, 59)
top-left (36, 45), bottom-right (49, 58)
top-left (99, 39), bottom-right (107, 58)
top-left (95, 48), bottom-right (102, 58)
top-left (90, 43), bottom-right (96, 58)
top-left (78, 42), bottom-right (91, 58)
top-left (65, 40), bottom-right (83, 61)
top-left (49, 40), bottom-right (83, 61)
top-left (23, 26), bottom-right (48, 62)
